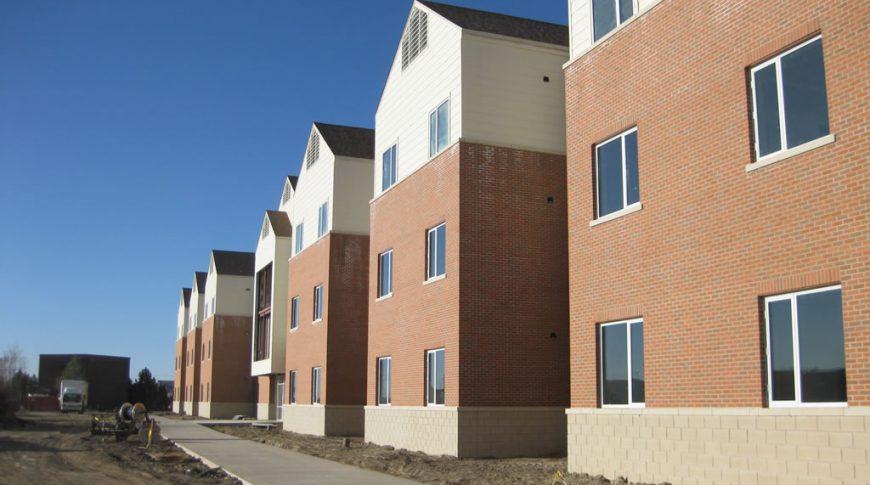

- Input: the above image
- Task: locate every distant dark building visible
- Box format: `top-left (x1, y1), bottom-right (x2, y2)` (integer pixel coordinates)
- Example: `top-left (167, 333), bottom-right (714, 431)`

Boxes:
top-left (38, 354), bottom-right (130, 411)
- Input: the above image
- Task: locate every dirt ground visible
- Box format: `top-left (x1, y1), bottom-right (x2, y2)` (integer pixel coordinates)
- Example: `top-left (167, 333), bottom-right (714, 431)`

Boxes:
top-left (0, 411), bottom-right (239, 485)
top-left (212, 425), bottom-right (665, 485)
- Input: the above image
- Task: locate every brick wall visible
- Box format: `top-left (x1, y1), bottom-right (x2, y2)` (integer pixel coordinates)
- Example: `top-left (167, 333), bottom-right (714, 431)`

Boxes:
top-left (566, 0), bottom-right (869, 408)
top-left (367, 141), bottom-right (569, 408)
top-left (209, 315), bottom-right (255, 403)
top-left (257, 375), bottom-right (272, 404)
top-left (286, 233), bottom-right (368, 406)
top-left (367, 144), bottom-right (462, 406)
top-left (184, 328), bottom-right (201, 403)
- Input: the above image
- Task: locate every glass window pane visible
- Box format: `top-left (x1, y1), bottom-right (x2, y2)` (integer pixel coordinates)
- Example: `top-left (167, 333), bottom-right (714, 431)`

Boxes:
top-left (436, 350), bottom-right (445, 404)
top-left (428, 230), bottom-right (437, 279)
top-left (753, 64), bottom-right (782, 157)
top-left (768, 300), bottom-right (795, 401)
top-left (437, 102), bottom-right (449, 152)
top-left (436, 225), bottom-right (446, 276)
top-left (624, 131), bottom-right (639, 206)
top-left (386, 253), bottom-right (392, 293)
top-left (390, 146), bottom-right (397, 185)
top-left (602, 324), bottom-right (628, 405)
top-left (382, 150), bottom-right (391, 191)
top-left (782, 39), bottom-right (830, 148)
top-left (592, 0), bottom-right (616, 41)
top-left (427, 352), bottom-right (436, 403)
top-left (618, 0), bottom-right (633, 23)
top-left (630, 322), bottom-right (644, 403)
top-left (797, 289), bottom-right (846, 403)
top-left (597, 137), bottom-right (624, 217)
top-left (429, 110), bottom-right (437, 157)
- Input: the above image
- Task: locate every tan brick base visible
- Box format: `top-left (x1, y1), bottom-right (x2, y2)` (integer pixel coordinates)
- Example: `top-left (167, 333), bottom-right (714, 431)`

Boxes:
top-left (257, 403), bottom-right (275, 420)
top-left (567, 407), bottom-right (870, 484)
top-left (172, 401), bottom-right (180, 413)
top-left (365, 406), bottom-right (566, 458)
top-left (182, 401), bottom-right (197, 416)
top-left (282, 405), bottom-right (364, 436)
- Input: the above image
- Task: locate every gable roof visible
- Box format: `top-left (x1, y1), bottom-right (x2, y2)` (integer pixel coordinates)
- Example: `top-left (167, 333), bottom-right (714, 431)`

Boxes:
top-left (181, 288), bottom-right (191, 307)
top-left (313, 122), bottom-right (375, 160)
top-left (211, 250), bottom-right (256, 276)
top-left (418, 0), bottom-right (568, 47)
top-left (265, 210), bottom-right (292, 238)
top-left (194, 272), bottom-right (207, 293)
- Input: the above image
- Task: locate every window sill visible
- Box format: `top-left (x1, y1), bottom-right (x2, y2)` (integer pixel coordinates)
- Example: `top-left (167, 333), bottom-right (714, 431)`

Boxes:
top-left (375, 293), bottom-right (393, 302)
top-left (589, 202), bottom-right (643, 227)
top-left (746, 134), bottom-right (836, 172)
top-left (289, 327), bottom-right (298, 333)
top-left (602, 403), bottom-right (646, 409)
top-left (423, 275), bottom-right (446, 286)
top-left (312, 319), bottom-right (322, 324)
top-left (768, 401), bottom-right (847, 409)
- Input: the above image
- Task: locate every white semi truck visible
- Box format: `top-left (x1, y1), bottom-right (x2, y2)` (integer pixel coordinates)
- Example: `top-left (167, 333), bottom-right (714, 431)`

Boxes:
top-left (59, 379), bottom-right (88, 413)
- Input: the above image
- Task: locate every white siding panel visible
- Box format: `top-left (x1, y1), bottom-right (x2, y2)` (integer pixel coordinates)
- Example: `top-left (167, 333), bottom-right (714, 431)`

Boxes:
top-left (177, 294), bottom-right (188, 340)
top-left (333, 156), bottom-right (373, 235)
top-left (290, 128), bottom-right (336, 255)
top-left (253, 226), bottom-right (291, 375)
top-left (189, 275), bottom-right (205, 333)
top-left (374, 8), bottom-right (462, 197)
top-left (462, 34), bottom-right (567, 154)
top-left (569, 0), bottom-right (592, 58)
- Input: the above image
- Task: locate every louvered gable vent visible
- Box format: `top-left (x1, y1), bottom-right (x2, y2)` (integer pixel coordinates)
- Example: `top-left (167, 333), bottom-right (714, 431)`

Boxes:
top-left (306, 131), bottom-right (320, 168)
top-left (281, 181), bottom-right (292, 205)
top-left (401, 8), bottom-right (428, 70)
top-left (261, 217), bottom-right (270, 240)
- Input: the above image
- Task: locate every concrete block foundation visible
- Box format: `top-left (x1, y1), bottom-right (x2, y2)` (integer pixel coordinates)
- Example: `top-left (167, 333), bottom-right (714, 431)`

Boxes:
top-left (282, 405), bottom-right (364, 436)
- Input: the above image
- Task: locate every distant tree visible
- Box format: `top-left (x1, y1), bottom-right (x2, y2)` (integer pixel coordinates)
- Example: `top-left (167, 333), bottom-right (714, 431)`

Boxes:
top-left (60, 357), bottom-right (86, 380)
top-left (0, 346), bottom-right (28, 418)
top-left (128, 368), bottom-right (168, 411)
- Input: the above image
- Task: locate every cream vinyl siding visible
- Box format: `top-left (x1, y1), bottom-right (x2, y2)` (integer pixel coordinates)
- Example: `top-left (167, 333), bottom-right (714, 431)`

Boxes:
top-left (291, 127), bottom-right (335, 254)
top-left (177, 293), bottom-right (189, 340)
top-left (204, 266), bottom-right (217, 319)
top-left (374, 4), bottom-right (462, 197)
top-left (333, 156), bottom-right (373, 235)
top-left (568, 0), bottom-right (659, 59)
top-left (189, 276), bottom-right (205, 332)
top-left (252, 224), bottom-right (292, 376)
top-left (214, 274), bottom-right (254, 317)
top-left (462, 33), bottom-right (567, 154)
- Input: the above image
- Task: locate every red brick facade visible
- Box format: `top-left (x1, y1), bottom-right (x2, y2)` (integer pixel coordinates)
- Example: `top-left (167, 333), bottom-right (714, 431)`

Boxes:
top-left (200, 315), bottom-right (255, 404)
top-left (565, 0), bottom-right (869, 408)
top-left (285, 233), bottom-right (370, 405)
top-left (367, 141), bottom-right (569, 407)
top-left (184, 328), bottom-right (201, 404)
top-left (174, 337), bottom-right (186, 404)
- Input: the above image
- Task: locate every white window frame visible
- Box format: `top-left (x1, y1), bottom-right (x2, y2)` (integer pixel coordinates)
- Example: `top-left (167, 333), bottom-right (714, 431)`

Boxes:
top-left (750, 35), bottom-right (828, 163)
top-left (317, 200), bottom-right (329, 238)
top-left (289, 370), bottom-right (297, 404)
top-left (377, 356), bottom-right (392, 406)
top-left (590, 0), bottom-right (637, 43)
top-left (294, 222), bottom-right (304, 255)
top-left (599, 318), bottom-right (645, 409)
top-left (290, 296), bottom-right (299, 330)
top-left (594, 127), bottom-right (639, 219)
top-left (313, 284), bottom-right (323, 322)
top-left (382, 143), bottom-right (398, 192)
top-left (764, 285), bottom-right (846, 408)
top-left (426, 348), bottom-right (445, 406)
top-left (428, 99), bottom-right (450, 158)
top-left (377, 250), bottom-right (393, 299)
top-left (311, 367), bottom-right (322, 405)
top-left (425, 223), bottom-right (446, 282)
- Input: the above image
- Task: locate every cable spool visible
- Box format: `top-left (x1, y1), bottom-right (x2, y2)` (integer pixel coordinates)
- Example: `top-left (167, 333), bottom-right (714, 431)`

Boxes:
top-left (118, 402), bottom-right (134, 422)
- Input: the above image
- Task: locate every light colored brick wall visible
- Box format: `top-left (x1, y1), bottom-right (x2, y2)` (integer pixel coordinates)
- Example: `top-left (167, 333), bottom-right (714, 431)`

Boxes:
top-left (182, 401), bottom-right (197, 416)
top-left (172, 401), bottom-right (180, 413)
top-left (283, 404), bottom-right (326, 436)
top-left (257, 403), bottom-right (274, 420)
top-left (365, 406), bottom-right (459, 456)
top-left (567, 407), bottom-right (870, 485)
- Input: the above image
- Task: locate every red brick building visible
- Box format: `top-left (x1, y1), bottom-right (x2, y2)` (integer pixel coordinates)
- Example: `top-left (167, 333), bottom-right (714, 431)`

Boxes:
top-left (183, 271), bottom-right (206, 416)
top-left (172, 287), bottom-right (190, 413)
top-left (564, 0), bottom-right (869, 482)
top-left (283, 123), bottom-right (374, 435)
top-left (365, 1), bottom-right (570, 457)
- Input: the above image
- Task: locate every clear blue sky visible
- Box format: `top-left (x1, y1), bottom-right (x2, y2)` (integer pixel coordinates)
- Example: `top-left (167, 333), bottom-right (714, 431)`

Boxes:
top-left (0, 0), bottom-right (567, 381)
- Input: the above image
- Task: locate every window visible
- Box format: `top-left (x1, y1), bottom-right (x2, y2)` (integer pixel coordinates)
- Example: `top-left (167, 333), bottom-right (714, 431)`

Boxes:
top-left (208, 340), bottom-right (211, 359)
top-left (289, 370), bottom-right (297, 404)
top-left (294, 222), bottom-right (304, 254)
top-left (318, 200), bottom-right (329, 238)
top-left (595, 128), bottom-right (639, 218)
top-left (311, 367), bottom-right (322, 405)
top-left (751, 36), bottom-right (830, 160)
top-left (306, 131), bottom-right (319, 168)
top-left (313, 284), bottom-right (323, 322)
top-left (429, 100), bottom-right (449, 157)
top-left (600, 319), bottom-right (644, 407)
top-left (377, 357), bottom-right (392, 405)
top-left (211, 297), bottom-right (215, 315)
top-left (426, 348), bottom-right (445, 406)
top-left (765, 286), bottom-right (846, 406)
top-left (290, 296), bottom-right (299, 330)
top-left (378, 250), bottom-right (393, 298)
top-left (255, 264), bottom-right (272, 361)
top-left (207, 383), bottom-right (210, 400)
top-left (592, 0), bottom-right (634, 42)
top-left (426, 223), bottom-right (446, 280)
top-left (382, 144), bottom-right (398, 191)
top-left (401, 8), bottom-right (428, 70)
top-left (201, 344), bottom-right (205, 362)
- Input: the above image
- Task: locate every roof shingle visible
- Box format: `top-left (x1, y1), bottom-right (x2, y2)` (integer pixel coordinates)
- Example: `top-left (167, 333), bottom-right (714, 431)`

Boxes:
top-left (313, 122), bottom-right (375, 160)
top-left (211, 250), bottom-right (256, 277)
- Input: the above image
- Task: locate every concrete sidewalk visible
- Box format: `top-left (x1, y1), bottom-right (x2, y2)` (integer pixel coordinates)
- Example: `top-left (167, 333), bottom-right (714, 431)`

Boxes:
top-left (156, 417), bottom-right (419, 485)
